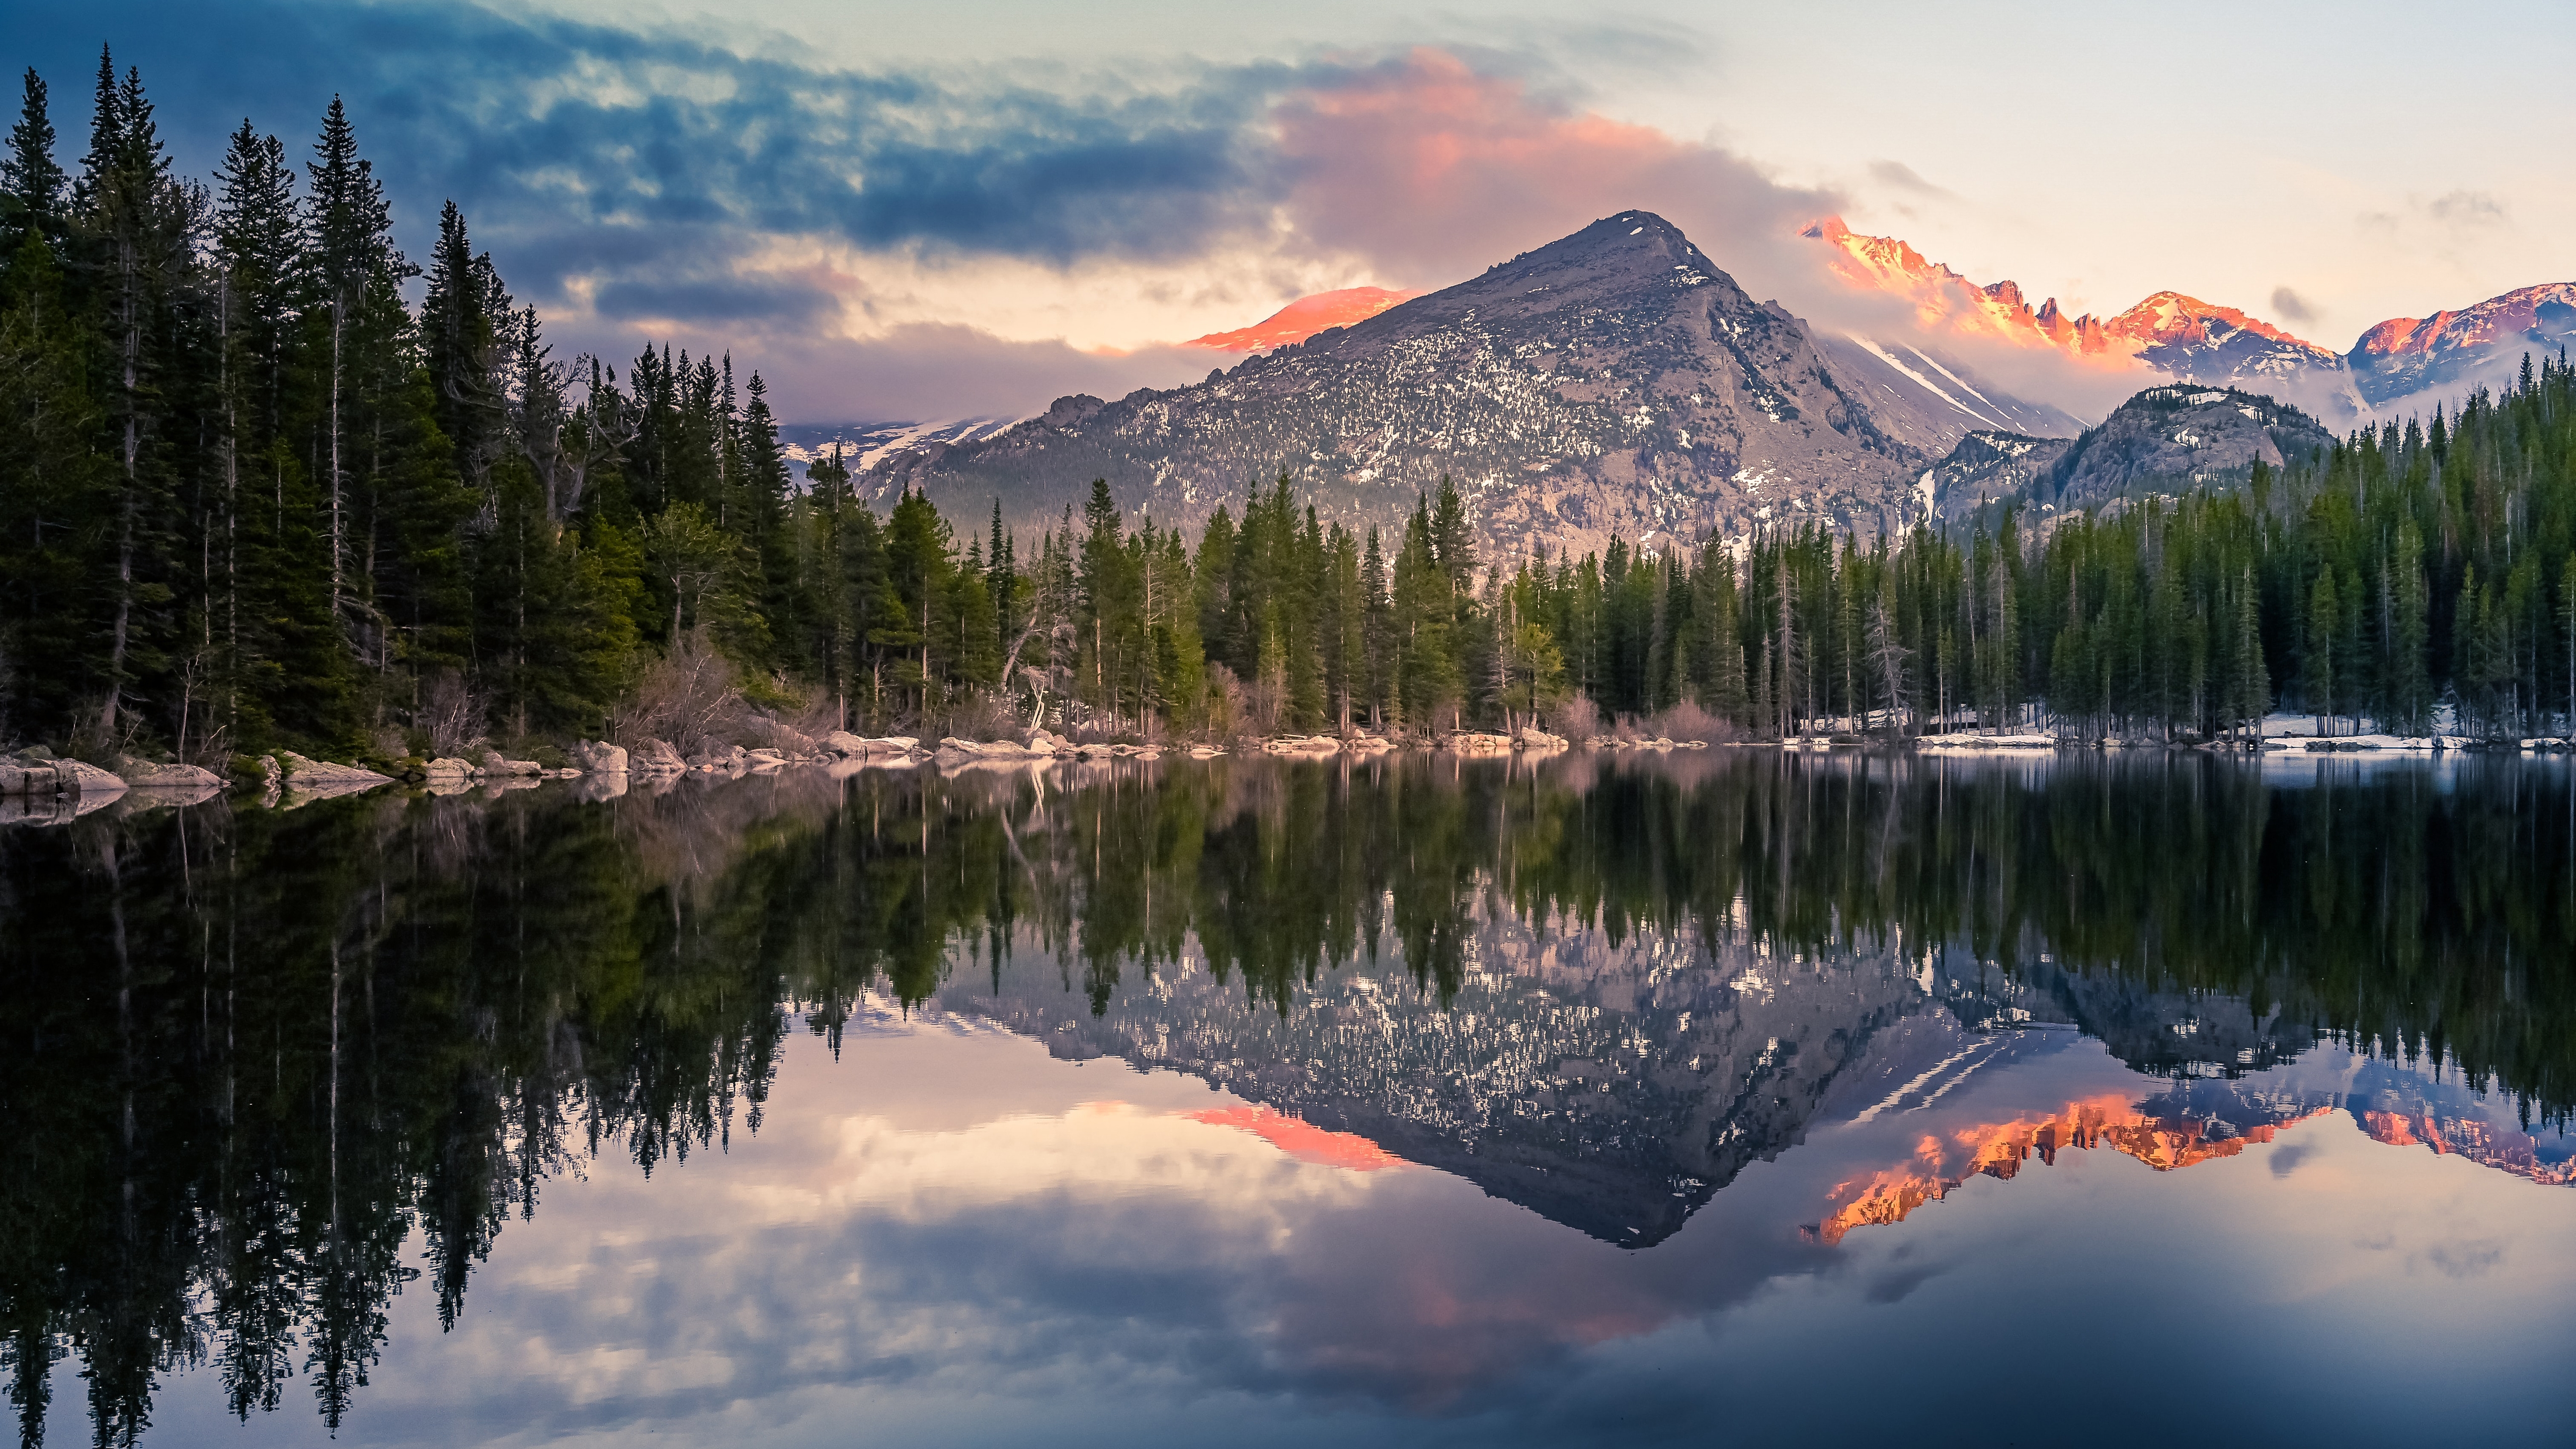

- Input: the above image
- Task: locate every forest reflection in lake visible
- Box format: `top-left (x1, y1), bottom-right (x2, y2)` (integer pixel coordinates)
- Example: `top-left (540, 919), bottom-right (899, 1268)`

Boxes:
top-left (5, 749), bottom-right (2574, 1447)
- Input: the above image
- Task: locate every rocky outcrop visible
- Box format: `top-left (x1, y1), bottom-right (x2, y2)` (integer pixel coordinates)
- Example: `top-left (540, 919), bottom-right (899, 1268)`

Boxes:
top-left (1263, 735), bottom-right (1341, 757)
top-left (820, 732), bottom-right (924, 757)
top-left (571, 740), bottom-right (628, 774)
top-left (476, 749), bottom-right (541, 777)
top-left (935, 736), bottom-right (1053, 766)
top-left (634, 739), bottom-right (688, 774)
top-left (277, 752), bottom-right (392, 788)
top-left (115, 756), bottom-right (223, 788)
top-left (1, 753), bottom-right (129, 801)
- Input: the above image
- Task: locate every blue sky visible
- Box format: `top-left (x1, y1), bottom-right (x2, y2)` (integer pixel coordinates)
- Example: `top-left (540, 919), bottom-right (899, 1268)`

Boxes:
top-left (4, 0), bottom-right (2565, 420)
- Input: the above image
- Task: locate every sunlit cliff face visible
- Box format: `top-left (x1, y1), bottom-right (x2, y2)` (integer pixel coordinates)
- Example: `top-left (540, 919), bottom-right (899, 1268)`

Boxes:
top-left (2361, 1109), bottom-right (2576, 1185)
top-left (1799, 216), bottom-right (2332, 369)
top-left (1808, 1095), bottom-right (2340, 1246)
top-left (1180, 286), bottom-right (1425, 352)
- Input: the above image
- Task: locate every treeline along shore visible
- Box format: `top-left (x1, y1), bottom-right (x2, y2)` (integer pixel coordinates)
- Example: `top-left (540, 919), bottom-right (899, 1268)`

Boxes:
top-left (7, 51), bottom-right (2576, 788)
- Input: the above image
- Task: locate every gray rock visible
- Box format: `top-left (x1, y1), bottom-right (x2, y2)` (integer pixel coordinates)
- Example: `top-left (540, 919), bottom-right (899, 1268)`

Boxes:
top-left (277, 752), bottom-right (393, 789)
top-left (55, 758), bottom-right (130, 798)
top-left (115, 755), bottom-right (223, 788)
top-left (572, 739), bottom-right (629, 774)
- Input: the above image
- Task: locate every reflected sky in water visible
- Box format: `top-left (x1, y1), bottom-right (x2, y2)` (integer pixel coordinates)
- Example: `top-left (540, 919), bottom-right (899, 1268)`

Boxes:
top-left (8, 752), bottom-right (2575, 1446)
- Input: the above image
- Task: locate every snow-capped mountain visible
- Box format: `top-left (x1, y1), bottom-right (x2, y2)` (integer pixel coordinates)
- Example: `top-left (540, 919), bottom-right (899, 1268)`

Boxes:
top-left (2350, 282), bottom-right (2576, 409)
top-left (1804, 217), bottom-right (2368, 424)
top-left (1924, 383), bottom-right (2337, 522)
top-left (1810, 332), bottom-right (2085, 442)
top-left (777, 419), bottom-right (1021, 480)
top-left (861, 212), bottom-right (2072, 561)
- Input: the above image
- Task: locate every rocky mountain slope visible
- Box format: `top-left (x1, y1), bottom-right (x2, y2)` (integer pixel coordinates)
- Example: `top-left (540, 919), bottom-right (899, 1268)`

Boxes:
top-left (1807, 217), bottom-right (2572, 427)
top-left (862, 212), bottom-right (2070, 561)
top-left (1807, 217), bottom-right (2368, 424)
top-left (2352, 282), bottom-right (2576, 408)
top-left (1926, 383), bottom-right (2336, 521)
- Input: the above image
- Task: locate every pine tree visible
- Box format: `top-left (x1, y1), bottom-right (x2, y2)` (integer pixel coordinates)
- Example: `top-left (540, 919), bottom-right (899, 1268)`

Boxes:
top-left (2, 67), bottom-right (64, 251)
top-left (2306, 568), bottom-right (2339, 734)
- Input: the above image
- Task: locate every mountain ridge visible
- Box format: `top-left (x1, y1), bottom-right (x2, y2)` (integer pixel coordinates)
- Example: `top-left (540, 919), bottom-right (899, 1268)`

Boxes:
top-left (1806, 215), bottom-right (2568, 425)
top-left (864, 211), bottom-right (2068, 560)
top-left (1925, 382), bottom-right (2337, 523)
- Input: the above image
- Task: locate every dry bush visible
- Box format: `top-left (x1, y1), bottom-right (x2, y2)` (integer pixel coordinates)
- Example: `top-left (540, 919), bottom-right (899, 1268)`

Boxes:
top-left (1548, 694), bottom-right (1602, 741)
top-left (421, 671), bottom-right (490, 758)
top-left (777, 688), bottom-right (845, 744)
top-left (924, 690), bottom-right (1020, 743)
top-left (609, 628), bottom-right (756, 755)
top-left (1204, 664), bottom-right (1246, 740)
top-left (1645, 700), bottom-right (1740, 744)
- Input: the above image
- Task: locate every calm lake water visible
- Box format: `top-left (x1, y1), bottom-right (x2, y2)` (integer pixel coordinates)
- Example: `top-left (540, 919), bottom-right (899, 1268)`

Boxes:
top-left (7, 750), bottom-right (2575, 1447)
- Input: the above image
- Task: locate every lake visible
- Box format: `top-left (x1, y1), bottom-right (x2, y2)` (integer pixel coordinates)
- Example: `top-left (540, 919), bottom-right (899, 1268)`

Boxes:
top-left (6, 750), bottom-right (2573, 1446)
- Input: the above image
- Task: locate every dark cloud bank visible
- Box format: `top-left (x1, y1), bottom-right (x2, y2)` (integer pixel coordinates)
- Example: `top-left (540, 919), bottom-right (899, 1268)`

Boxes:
top-left (0, 2), bottom-right (1847, 421)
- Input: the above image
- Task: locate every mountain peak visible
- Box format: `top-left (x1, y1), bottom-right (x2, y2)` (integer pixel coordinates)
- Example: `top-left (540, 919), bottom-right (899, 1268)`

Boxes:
top-left (2107, 291), bottom-right (2324, 354)
top-left (862, 208), bottom-right (1996, 561)
top-left (1802, 219), bottom-right (2361, 419)
top-left (2349, 282), bottom-right (2576, 406)
top-left (1182, 286), bottom-right (1422, 353)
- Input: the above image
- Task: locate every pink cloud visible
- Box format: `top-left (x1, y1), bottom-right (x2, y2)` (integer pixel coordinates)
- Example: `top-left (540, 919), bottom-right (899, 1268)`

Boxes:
top-left (1273, 49), bottom-right (1836, 303)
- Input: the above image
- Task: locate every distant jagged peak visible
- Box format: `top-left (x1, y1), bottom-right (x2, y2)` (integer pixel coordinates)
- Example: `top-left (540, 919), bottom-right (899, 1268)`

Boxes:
top-left (1181, 285), bottom-right (1423, 353)
top-left (1801, 216), bottom-right (2338, 370)
top-left (2107, 290), bottom-right (2330, 356)
top-left (1802, 214), bottom-right (2118, 360)
top-left (2353, 280), bottom-right (2576, 361)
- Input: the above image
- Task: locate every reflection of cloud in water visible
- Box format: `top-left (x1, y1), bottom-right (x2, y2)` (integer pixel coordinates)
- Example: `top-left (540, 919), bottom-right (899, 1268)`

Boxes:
top-left (156, 1007), bottom-right (2576, 1449)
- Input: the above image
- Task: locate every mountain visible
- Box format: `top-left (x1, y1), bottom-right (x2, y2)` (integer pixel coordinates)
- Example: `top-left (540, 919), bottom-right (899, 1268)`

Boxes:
top-left (1804, 217), bottom-right (2368, 424)
top-left (2350, 282), bottom-right (2576, 408)
top-left (777, 419), bottom-right (1020, 474)
top-left (1806, 333), bottom-right (2085, 442)
top-left (862, 211), bottom-right (2072, 561)
top-left (1925, 383), bottom-right (2336, 521)
top-left (1181, 286), bottom-right (1422, 352)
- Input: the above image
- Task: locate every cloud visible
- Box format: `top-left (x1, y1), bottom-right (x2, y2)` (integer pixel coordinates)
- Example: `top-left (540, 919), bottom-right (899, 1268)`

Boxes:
top-left (5, 3), bottom-right (1846, 421)
top-left (2425, 189), bottom-right (2506, 229)
top-left (633, 323), bottom-right (1216, 423)
top-left (2268, 286), bottom-right (2316, 325)
top-left (1868, 160), bottom-right (1952, 198)
top-left (1270, 49), bottom-right (1837, 298)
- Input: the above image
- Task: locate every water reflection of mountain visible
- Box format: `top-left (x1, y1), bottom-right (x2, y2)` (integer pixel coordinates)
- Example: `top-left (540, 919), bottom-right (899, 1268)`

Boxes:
top-left (957, 920), bottom-right (2015, 1246)
top-left (951, 905), bottom-right (2557, 1248)
top-left (5, 751), bottom-right (2574, 1442)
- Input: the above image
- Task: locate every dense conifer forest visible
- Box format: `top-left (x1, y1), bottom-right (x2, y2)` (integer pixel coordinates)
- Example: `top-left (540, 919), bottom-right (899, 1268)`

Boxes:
top-left (7, 51), bottom-right (2576, 761)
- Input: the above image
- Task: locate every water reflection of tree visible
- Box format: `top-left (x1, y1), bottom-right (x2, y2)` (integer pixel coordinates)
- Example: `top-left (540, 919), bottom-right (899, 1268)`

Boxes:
top-left (3, 753), bottom-right (2572, 1442)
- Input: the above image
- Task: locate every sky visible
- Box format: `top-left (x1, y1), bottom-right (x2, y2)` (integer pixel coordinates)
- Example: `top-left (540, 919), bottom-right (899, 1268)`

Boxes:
top-left (4, 0), bottom-right (2568, 421)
